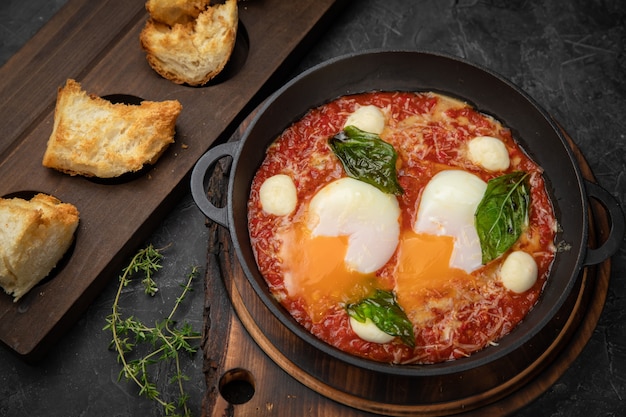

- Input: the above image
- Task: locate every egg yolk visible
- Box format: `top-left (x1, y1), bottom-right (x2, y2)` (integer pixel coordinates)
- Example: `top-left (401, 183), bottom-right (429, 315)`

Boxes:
top-left (279, 224), bottom-right (379, 322)
top-left (395, 229), bottom-right (475, 321)
top-left (280, 224), bottom-right (479, 324)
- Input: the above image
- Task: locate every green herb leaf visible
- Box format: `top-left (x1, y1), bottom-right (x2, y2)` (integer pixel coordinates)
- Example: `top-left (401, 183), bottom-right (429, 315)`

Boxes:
top-left (105, 245), bottom-right (201, 417)
top-left (329, 125), bottom-right (404, 195)
top-left (346, 289), bottom-right (415, 347)
top-left (475, 171), bottom-right (531, 264)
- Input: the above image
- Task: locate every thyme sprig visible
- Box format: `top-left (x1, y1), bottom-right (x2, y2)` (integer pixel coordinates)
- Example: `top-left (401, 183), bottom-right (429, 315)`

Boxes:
top-left (103, 244), bottom-right (202, 417)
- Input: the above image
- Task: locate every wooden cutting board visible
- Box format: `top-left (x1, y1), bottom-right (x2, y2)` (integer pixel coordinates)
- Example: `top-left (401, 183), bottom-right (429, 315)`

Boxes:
top-left (201, 121), bottom-right (611, 416)
top-left (0, 0), bottom-right (349, 361)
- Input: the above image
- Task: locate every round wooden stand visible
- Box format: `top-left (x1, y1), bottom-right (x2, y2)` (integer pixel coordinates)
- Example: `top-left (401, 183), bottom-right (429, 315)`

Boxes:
top-left (201, 130), bottom-right (611, 417)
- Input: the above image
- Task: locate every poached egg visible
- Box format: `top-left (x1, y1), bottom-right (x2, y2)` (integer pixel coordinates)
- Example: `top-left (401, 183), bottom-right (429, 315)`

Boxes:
top-left (395, 170), bottom-right (488, 320)
top-left (279, 177), bottom-right (401, 320)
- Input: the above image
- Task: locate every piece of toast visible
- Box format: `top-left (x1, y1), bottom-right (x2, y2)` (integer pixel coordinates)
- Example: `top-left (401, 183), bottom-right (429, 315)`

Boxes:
top-left (145, 0), bottom-right (211, 26)
top-left (140, 0), bottom-right (238, 86)
top-left (42, 79), bottom-right (182, 178)
top-left (0, 194), bottom-right (80, 302)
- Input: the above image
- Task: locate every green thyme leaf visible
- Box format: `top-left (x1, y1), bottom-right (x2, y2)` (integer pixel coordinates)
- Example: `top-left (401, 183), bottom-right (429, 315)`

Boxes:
top-left (329, 125), bottom-right (404, 195)
top-left (346, 289), bottom-right (415, 347)
top-left (475, 171), bottom-right (531, 263)
top-left (104, 245), bottom-right (201, 417)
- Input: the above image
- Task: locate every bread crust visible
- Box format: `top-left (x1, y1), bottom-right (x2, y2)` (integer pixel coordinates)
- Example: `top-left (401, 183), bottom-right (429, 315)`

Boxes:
top-left (140, 0), bottom-right (238, 86)
top-left (42, 79), bottom-right (182, 178)
top-left (145, 0), bottom-right (211, 26)
top-left (0, 194), bottom-right (79, 301)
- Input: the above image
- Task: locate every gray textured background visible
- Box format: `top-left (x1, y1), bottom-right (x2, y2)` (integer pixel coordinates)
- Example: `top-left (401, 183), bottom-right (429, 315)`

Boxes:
top-left (1, 1), bottom-right (624, 416)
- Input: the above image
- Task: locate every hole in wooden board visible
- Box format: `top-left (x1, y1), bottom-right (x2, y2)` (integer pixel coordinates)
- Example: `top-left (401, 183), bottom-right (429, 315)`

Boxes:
top-left (219, 368), bottom-right (255, 404)
top-left (84, 165), bottom-right (154, 185)
top-left (104, 94), bottom-right (144, 106)
top-left (0, 191), bottom-right (79, 306)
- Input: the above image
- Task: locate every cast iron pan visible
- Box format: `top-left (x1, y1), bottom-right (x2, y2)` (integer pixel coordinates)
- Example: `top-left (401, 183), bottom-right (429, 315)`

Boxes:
top-left (191, 51), bottom-right (624, 403)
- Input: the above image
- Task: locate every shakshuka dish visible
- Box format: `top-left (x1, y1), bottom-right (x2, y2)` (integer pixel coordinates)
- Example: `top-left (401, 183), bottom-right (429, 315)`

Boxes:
top-left (247, 91), bottom-right (557, 364)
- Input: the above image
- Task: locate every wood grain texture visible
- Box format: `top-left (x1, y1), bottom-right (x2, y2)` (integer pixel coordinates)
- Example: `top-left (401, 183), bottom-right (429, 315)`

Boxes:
top-left (201, 122), bottom-right (611, 416)
top-left (0, 0), bottom-right (348, 360)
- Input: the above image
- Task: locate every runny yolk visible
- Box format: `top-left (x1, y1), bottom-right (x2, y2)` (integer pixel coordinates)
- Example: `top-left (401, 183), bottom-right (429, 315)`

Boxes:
top-left (280, 225), bottom-right (477, 325)
top-left (395, 229), bottom-right (475, 320)
top-left (279, 224), bottom-right (379, 322)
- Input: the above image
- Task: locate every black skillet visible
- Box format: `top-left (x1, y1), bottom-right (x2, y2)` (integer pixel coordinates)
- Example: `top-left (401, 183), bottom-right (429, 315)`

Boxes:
top-left (190, 51), bottom-right (624, 404)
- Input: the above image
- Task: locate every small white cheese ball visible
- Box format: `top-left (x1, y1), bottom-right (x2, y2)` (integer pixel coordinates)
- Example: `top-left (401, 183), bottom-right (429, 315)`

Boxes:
top-left (500, 251), bottom-right (538, 293)
top-left (259, 174), bottom-right (297, 216)
top-left (344, 105), bottom-right (386, 134)
top-left (467, 136), bottom-right (510, 172)
top-left (349, 316), bottom-right (395, 344)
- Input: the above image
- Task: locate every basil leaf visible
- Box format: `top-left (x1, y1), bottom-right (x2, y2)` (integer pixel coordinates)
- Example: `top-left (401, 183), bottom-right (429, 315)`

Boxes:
top-left (475, 171), bottom-right (531, 264)
top-left (346, 289), bottom-right (415, 347)
top-left (329, 125), bottom-right (404, 195)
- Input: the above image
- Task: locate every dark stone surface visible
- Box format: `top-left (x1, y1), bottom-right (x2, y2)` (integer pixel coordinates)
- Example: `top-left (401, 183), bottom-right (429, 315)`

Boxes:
top-left (0, 0), bottom-right (67, 65)
top-left (1, 1), bottom-right (624, 416)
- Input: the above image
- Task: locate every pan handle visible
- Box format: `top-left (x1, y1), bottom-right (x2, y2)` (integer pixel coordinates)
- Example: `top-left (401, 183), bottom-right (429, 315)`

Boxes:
top-left (190, 141), bottom-right (239, 228)
top-left (583, 180), bottom-right (625, 266)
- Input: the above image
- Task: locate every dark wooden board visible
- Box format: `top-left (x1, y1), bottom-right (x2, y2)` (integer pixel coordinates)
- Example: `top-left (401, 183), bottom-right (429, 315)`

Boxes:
top-left (201, 123), bottom-right (611, 416)
top-left (0, 0), bottom-right (349, 361)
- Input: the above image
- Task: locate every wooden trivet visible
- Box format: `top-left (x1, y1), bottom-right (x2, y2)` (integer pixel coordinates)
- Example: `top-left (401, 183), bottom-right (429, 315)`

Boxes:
top-left (201, 125), bottom-right (610, 416)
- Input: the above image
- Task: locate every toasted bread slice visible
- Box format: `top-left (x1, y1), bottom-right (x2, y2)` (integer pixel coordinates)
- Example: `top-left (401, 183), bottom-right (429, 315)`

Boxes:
top-left (0, 194), bottom-right (79, 302)
top-left (146, 0), bottom-right (210, 26)
top-left (42, 79), bottom-right (182, 178)
top-left (140, 0), bottom-right (238, 86)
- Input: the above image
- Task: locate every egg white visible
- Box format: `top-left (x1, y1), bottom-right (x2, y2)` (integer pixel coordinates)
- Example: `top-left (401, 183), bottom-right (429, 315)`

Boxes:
top-left (307, 177), bottom-right (400, 274)
top-left (414, 170), bottom-right (487, 273)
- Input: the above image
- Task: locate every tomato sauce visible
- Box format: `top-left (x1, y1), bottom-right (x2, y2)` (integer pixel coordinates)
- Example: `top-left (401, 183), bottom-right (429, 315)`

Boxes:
top-left (248, 91), bottom-right (557, 364)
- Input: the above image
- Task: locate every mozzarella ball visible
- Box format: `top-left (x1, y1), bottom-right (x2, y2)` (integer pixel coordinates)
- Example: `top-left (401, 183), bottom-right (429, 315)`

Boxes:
top-left (500, 251), bottom-right (538, 293)
top-left (349, 316), bottom-right (395, 344)
top-left (467, 136), bottom-right (510, 172)
top-left (344, 105), bottom-right (386, 134)
top-left (259, 174), bottom-right (297, 216)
